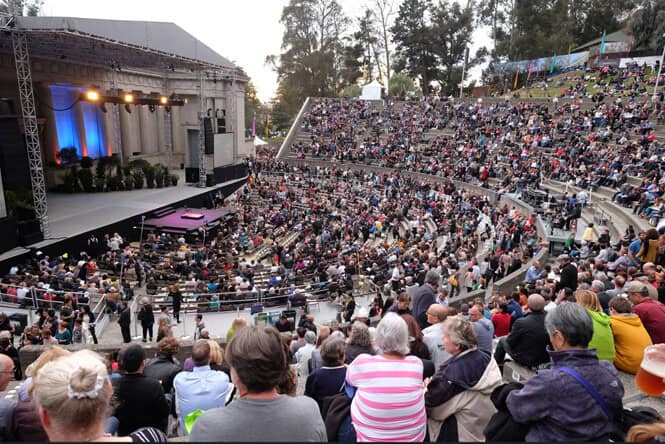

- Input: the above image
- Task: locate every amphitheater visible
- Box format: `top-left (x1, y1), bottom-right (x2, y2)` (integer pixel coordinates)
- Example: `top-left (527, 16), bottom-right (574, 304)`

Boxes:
top-left (2, 68), bottom-right (665, 438)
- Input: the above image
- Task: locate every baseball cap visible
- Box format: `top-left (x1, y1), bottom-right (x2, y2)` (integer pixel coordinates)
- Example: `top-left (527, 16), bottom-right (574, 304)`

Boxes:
top-left (119, 344), bottom-right (146, 373)
top-left (624, 281), bottom-right (652, 296)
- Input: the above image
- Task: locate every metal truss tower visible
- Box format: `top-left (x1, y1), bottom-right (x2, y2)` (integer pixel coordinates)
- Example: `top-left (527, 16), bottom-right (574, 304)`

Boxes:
top-left (163, 76), bottom-right (173, 172)
top-left (198, 71), bottom-right (207, 187)
top-left (12, 30), bottom-right (50, 237)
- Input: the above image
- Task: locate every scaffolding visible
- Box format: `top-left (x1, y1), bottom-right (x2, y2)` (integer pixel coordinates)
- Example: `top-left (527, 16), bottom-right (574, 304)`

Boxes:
top-left (11, 30), bottom-right (50, 236)
top-left (198, 71), bottom-right (207, 187)
top-left (163, 75), bottom-right (173, 172)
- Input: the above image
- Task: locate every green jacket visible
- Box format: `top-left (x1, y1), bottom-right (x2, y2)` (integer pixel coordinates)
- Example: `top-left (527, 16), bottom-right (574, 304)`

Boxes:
top-left (587, 309), bottom-right (616, 361)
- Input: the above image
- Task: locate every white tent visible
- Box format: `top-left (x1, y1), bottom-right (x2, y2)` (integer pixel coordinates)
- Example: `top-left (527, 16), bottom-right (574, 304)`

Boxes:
top-left (254, 136), bottom-right (269, 146)
top-left (361, 80), bottom-right (383, 101)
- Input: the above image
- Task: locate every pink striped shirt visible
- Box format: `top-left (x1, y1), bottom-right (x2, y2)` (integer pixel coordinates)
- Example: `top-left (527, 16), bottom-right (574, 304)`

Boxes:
top-left (346, 354), bottom-right (426, 442)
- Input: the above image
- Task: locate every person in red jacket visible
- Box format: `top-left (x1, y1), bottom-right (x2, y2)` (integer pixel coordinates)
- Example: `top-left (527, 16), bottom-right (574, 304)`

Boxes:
top-left (492, 303), bottom-right (512, 337)
top-left (627, 281), bottom-right (665, 344)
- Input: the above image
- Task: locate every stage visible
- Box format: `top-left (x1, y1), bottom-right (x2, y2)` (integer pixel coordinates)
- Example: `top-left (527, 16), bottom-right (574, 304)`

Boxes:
top-left (143, 207), bottom-right (234, 234)
top-left (0, 169), bottom-right (247, 265)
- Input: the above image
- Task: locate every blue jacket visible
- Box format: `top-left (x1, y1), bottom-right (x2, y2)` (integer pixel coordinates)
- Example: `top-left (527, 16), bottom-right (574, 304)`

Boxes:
top-left (506, 348), bottom-right (624, 442)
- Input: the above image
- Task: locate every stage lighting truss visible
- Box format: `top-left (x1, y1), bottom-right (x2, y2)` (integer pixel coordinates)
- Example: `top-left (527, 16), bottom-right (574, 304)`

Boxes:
top-left (79, 90), bottom-right (185, 112)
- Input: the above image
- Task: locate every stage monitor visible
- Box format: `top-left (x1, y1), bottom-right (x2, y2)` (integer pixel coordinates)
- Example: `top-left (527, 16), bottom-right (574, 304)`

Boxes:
top-left (204, 117), bottom-right (214, 154)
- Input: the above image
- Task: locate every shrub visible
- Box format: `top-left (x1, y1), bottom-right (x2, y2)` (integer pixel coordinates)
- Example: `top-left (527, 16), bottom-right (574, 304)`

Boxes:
top-left (95, 176), bottom-right (105, 192)
top-left (144, 165), bottom-right (155, 188)
top-left (106, 175), bottom-right (117, 192)
top-left (124, 175), bottom-right (134, 191)
top-left (80, 156), bottom-right (94, 169)
top-left (78, 168), bottom-right (94, 192)
top-left (132, 171), bottom-right (145, 189)
top-left (170, 174), bottom-right (179, 186)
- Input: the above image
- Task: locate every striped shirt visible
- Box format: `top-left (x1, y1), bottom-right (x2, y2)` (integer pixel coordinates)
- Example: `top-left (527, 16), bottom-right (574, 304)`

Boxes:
top-left (346, 354), bottom-right (426, 442)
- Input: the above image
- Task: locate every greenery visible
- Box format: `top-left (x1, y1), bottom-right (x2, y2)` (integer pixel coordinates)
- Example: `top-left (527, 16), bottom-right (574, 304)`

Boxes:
top-left (143, 165), bottom-right (156, 189)
top-left (630, 0), bottom-right (665, 50)
top-left (78, 168), bottom-right (94, 192)
top-left (388, 73), bottom-right (417, 98)
top-left (0, 0), bottom-right (42, 16)
top-left (339, 84), bottom-right (362, 98)
top-left (170, 174), bottom-right (179, 186)
top-left (4, 189), bottom-right (34, 217)
top-left (132, 170), bottom-right (145, 189)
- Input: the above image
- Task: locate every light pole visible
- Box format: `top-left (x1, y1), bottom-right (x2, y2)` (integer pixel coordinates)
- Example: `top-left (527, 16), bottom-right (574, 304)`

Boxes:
top-left (652, 33), bottom-right (665, 102)
top-left (139, 215), bottom-right (146, 250)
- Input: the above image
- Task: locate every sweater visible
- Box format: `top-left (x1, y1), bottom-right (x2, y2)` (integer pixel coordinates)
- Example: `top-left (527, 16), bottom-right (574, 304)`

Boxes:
top-left (610, 314), bottom-right (653, 374)
top-left (586, 309), bottom-right (616, 361)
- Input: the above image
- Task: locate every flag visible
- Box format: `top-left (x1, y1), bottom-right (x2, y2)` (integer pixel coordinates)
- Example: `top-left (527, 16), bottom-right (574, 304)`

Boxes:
top-left (265, 115), bottom-right (270, 137)
top-left (251, 111), bottom-right (256, 138)
top-left (550, 55), bottom-right (556, 74)
top-left (600, 30), bottom-right (606, 55)
top-left (514, 70), bottom-right (519, 89)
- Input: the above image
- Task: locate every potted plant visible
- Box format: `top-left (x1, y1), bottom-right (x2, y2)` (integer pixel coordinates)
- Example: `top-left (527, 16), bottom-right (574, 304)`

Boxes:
top-left (132, 170), bottom-right (145, 189)
top-left (143, 165), bottom-right (155, 189)
top-left (170, 174), bottom-right (179, 186)
top-left (78, 168), bottom-right (94, 192)
top-left (155, 165), bottom-right (165, 188)
top-left (95, 175), bottom-right (105, 192)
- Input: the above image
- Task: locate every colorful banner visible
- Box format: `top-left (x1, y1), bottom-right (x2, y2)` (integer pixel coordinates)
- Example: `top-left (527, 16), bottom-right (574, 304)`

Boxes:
top-left (496, 51), bottom-right (589, 74)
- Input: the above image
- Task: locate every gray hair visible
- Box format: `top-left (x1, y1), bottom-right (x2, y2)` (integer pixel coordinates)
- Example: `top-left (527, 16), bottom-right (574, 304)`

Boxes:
top-left (320, 337), bottom-right (346, 366)
top-left (425, 270), bottom-right (440, 286)
top-left (348, 321), bottom-right (372, 347)
top-left (544, 303), bottom-right (593, 347)
top-left (375, 313), bottom-right (410, 355)
top-left (442, 316), bottom-right (477, 351)
top-left (304, 330), bottom-right (317, 345)
top-left (591, 280), bottom-right (605, 291)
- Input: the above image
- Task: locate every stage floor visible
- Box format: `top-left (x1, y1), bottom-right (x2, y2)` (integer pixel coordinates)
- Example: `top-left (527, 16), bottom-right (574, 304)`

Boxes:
top-left (0, 171), bottom-right (247, 262)
top-left (143, 207), bottom-right (232, 233)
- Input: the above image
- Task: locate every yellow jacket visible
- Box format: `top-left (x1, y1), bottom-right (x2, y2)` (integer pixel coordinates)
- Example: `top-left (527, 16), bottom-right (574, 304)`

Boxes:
top-left (582, 227), bottom-right (597, 243)
top-left (610, 314), bottom-right (652, 374)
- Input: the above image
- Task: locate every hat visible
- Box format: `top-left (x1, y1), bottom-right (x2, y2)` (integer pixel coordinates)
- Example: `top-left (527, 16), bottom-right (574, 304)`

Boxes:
top-left (557, 254), bottom-right (570, 261)
top-left (119, 344), bottom-right (145, 373)
top-left (624, 281), bottom-right (651, 296)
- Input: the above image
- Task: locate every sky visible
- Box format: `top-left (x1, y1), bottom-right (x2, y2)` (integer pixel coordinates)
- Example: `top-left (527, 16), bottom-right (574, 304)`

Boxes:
top-left (41, 0), bottom-right (490, 103)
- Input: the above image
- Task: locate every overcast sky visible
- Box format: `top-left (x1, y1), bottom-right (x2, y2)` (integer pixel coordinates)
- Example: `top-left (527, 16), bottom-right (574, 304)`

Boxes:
top-left (42, 0), bottom-right (489, 102)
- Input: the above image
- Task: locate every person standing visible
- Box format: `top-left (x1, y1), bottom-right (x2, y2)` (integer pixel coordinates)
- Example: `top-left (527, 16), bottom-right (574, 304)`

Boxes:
top-left (0, 354), bottom-right (16, 441)
top-left (78, 305), bottom-right (98, 344)
top-left (412, 270), bottom-right (440, 330)
top-left (169, 284), bottom-right (183, 324)
top-left (138, 299), bottom-right (155, 343)
top-left (193, 314), bottom-right (206, 340)
top-left (118, 301), bottom-right (132, 343)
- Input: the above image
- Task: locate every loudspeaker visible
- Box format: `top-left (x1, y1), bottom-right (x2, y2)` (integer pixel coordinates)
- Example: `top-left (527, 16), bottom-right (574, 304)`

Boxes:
top-left (185, 168), bottom-right (199, 183)
top-left (204, 117), bottom-right (214, 154)
top-left (17, 219), bottom-right (43, 245)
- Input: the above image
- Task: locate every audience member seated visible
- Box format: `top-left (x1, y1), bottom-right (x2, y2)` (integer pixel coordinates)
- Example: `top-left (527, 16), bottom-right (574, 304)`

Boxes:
top-left (608, 296), bottom-right (653, 374)
top-left (506, 303), bottom-right (624, 441)
top-left (189, 325), bottom-right (326, 441)
top-left (494, 294), bottom-right (550, 371)
top-left (425, 316), bottom-right (502, 441)
top-left (345, 313), bottom-right (426, 442)
top-left (626, 281), bottom-right (665, 344)
top-left (575, 290), bottom-right (616, 361)
top-left (32, 349), bottom-right (168, 442)
top-left (305, 336), bottom-right (347, 412)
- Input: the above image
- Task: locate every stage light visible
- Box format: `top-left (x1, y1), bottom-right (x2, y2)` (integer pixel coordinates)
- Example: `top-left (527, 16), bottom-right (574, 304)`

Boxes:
top-left (123, 93), bottom-right (134, 104)
top-left (85, 90), bottom-right (100, 102)
top-left (160, 96), bottom-right (169, 105)
top-left (124, 104), bottom-right (132, 114)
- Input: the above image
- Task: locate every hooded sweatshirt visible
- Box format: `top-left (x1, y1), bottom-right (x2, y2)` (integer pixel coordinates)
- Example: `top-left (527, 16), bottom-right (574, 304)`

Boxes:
top-left (587, 309), bottom-right (615, 361)
top-left (610, 313), bottom-right (652, 374)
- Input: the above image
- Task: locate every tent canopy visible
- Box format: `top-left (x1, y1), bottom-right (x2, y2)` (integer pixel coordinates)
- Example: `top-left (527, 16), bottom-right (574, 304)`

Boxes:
top-left (361, 80), bottom-right (383, 101)
top-left (254, 136), bottom-right (268, 146)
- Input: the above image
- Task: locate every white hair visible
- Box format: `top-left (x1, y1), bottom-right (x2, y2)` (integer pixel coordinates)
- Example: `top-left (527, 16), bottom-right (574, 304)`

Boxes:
top-left (375, 313), bottom-right (410, 355)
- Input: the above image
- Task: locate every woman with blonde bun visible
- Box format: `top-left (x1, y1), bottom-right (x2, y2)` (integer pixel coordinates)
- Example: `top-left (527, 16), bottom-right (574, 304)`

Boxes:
top-left (32, 349), bottom-right (167, 442)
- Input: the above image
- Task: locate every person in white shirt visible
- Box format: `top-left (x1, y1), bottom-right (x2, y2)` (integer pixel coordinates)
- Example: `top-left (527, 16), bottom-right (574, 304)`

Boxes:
top-left (295, 331), bottom-right (317, 377)
top-left (422, 304), bottom-right (451, 369)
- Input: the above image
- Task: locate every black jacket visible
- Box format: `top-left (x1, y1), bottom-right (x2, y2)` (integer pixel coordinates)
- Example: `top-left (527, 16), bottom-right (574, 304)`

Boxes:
top-left (118, 308), bottom-right (131, 329)
top-left (412, 283), bottom-right (437, 330)
top-left (143, 354), bottom-right (181, 394)
top-left (556, 263), bottom-right (578, 292)
top-left (112, 373), bottom-right (169, 436)
top-left (506, 311), bottom-right (551, 368)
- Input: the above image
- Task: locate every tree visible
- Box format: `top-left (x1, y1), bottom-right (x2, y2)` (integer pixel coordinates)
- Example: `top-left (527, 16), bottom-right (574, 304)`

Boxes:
top-left (388, 73), bottom-right (416, 98)
top-left (431, 1), bottom-right (476, 95)
top-left (267, 0), bottom-right (349, 117)
top-left (630, 0), bottom-right (665, 50)
top-left (373, 0), bottom-right (396, 92)
top-left (244, 81), bottom-right (268, 137)
top-left (0, 0), bottom-right (42, 15)
top-left (391, 0), bottom-right (439, 95)
top-left (339, 84), bottom-right (362, 97)
top-left (340, 35), bottom-right (364, 86)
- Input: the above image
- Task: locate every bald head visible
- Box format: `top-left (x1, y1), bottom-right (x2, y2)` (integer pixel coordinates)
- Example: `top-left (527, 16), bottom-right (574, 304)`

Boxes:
top-left (527, 294), bottom-right (546, 312)
top-left (0, 354), bottom-right (14, 390)
top-left (427, 304), bottom-right (448, 323)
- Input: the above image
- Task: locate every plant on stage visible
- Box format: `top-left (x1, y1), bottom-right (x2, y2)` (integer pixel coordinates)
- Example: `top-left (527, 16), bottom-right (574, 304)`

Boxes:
top-left (155, 166), bottom-right (165, 188)
top-left (78, 168), bottom-right (94, 193)
top-left (143, 165), bottom-right (156, 189)
top-left (124, 175), bottom-right (134, 191)
top-left (94, 176), bottom-right (105, 192)
top-left (132, 170), bottom-right (145, 189)
top-left (80, 156), bottom-right (94, 169)
top-left (170, 174), bottom-right (179, 186)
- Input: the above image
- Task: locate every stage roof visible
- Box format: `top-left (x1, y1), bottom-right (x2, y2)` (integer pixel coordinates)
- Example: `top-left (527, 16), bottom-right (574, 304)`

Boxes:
top-left (0, 16), bottom-right (247, 76)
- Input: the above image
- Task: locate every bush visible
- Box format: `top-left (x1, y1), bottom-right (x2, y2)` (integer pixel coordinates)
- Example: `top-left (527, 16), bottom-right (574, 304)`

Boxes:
top-left (124, 176), bottom-right (134, 191)
top-left (128, 159), bottom-right (150, 170)
top-left (170, 174), bottom-right (179, 186)
top-left (106, 175), bottom-right (117, 192)
top-left (132, 171), bottom-right (145, 189)
top-left (80, 156), bottom-right (94, 169)
top-left (144, 165), bottom-right (155, 188)
top-left (155, 171), bottom-right (164, 188)
top-left (95, 176), bottom-right (105, 192)
top-left (78, 168), bottom-right (94, 192)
